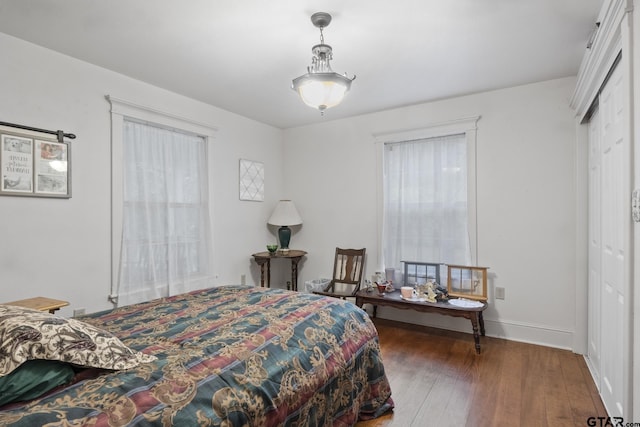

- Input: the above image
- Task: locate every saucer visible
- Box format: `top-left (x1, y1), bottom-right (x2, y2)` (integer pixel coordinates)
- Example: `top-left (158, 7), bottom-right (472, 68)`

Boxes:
top-left (401, 296), bottom-right (426, 302)
top-left (448, 298), bottom-right (483, 308)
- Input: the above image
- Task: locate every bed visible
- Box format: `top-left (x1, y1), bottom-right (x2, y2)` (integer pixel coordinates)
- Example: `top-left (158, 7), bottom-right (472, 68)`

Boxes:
top-left (0, 285), bottom-right (394, 426)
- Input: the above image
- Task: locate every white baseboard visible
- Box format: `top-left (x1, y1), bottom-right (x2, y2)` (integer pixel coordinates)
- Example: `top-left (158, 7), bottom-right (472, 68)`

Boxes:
top-left (582, 354), bottom-right (601, 393)
top-left (374, 306), bottom-right (575, 351)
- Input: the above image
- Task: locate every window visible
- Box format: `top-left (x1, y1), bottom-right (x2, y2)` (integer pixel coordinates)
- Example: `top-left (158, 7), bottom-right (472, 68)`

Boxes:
top-left (375, 117), bottom-right (479, 284)
top-left (108, 96), bottom-right (217, 307)
top-left (118, 120), bottom-right (211, 305)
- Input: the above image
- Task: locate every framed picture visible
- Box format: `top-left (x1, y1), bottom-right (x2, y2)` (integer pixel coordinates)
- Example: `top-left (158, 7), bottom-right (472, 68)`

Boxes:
top-left (239, 158), bottom-right (264, 201)
top-left (402, 261), bottom-right (442, 286)
top-left (0, 130), bottom-right (71, 198)
top-left (446, 264), bottom-right (488, 301)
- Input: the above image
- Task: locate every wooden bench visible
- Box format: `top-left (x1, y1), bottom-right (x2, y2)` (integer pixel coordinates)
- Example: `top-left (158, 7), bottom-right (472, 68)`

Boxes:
top-left (355, 289), bottom-right (487, 354)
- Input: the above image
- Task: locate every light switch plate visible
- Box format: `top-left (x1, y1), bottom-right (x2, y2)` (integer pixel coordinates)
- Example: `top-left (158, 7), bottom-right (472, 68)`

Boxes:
top-left (633, 189), bottom-right (640, 222)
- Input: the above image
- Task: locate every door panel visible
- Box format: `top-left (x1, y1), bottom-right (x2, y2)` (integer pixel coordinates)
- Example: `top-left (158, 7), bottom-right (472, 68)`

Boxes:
top-left (587, 108), bottom-right (601, 385)
top-left (596, 62), bottom-right (626, 417)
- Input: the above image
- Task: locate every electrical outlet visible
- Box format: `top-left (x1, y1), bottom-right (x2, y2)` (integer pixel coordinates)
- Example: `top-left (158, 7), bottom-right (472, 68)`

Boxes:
top-left (495, 287), bottom-right (505, 300)
top-left (241, 274), bottom-right (246, 285)
top-left (73, 308), bottom-right (86, 317)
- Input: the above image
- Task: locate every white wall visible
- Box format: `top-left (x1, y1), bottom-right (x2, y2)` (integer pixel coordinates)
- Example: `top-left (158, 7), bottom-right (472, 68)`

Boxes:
top-left (284, 77), bottom-right (580, 349)
top-left (0, 33), bottom-right (285, 315)
top-left (0, 31), bottom-right (583, 350)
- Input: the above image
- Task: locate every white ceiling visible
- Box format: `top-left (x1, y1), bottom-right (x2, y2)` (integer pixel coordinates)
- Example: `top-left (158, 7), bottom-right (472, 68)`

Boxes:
top-left (0, 0), bottom-right (603, 129)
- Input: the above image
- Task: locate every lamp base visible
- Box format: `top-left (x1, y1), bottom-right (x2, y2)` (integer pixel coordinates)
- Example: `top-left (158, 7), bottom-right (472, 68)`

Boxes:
top-left (278, 226), bottom-right (292, 251)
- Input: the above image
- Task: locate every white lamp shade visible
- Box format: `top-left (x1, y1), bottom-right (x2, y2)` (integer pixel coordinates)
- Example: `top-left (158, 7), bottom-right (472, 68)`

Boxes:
top-left (268, 200), bottom-right (303, 226)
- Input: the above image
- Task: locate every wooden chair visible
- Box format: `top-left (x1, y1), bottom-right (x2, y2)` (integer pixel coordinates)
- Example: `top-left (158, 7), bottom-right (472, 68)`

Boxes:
top-left (313, 248), bottom-right (366, 299)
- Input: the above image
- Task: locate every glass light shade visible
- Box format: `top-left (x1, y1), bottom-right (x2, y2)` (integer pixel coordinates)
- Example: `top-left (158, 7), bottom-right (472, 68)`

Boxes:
top-left (292, 73), bottom-right (352, 111)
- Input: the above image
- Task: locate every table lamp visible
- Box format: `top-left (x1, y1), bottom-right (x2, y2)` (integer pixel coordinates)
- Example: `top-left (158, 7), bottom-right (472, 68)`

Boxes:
top-left (268, 200), bottom-right (302, 253)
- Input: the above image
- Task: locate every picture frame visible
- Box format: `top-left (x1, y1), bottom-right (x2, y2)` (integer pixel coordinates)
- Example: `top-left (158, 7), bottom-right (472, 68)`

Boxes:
top-left (402, 261), bottom-right (442, 286)
top-left (446, 264), bottom-right (488, 301)
top-left (239, 158), bottom-right (264, 202)
top-left (1, 130), bottom-right (71, 198)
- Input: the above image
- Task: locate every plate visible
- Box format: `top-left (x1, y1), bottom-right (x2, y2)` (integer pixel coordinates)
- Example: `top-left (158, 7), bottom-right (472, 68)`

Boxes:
top-left (448, 298), bottom-right (484, 308)
top-left (401, 296), bottom-right (426, 302)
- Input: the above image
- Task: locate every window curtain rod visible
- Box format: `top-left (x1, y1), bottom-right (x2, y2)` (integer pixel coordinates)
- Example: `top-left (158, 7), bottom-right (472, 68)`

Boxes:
top-left (0, 121), bottom-right (76, 143)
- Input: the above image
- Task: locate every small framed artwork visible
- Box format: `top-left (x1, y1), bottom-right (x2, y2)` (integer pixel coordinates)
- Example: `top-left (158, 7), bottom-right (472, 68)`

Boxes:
top-left (34, 140), bottom-right (69, 196)
top-left (402, 261), bottom-right (441, 286)
top-left (1, 130), bottom-right (71, 198)
top-left (239, 159), bottom-right (264, 202)
top-left (1, 134), bottom-right (33, 193)
top-left (446, 264), bottom-right (488, 301)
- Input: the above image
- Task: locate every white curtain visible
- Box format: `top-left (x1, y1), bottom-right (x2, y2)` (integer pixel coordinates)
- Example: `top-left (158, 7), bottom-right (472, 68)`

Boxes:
top-left (383, 134), bottom-right (471, 274)
top-left (117, 119), bottom-right (212, 306)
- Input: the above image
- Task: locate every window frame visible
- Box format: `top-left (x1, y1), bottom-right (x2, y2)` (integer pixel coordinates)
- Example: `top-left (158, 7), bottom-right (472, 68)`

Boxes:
top-left (107, 96), bottom-right (217, 305)
top-left (373, 116), bottom-right (480, 272)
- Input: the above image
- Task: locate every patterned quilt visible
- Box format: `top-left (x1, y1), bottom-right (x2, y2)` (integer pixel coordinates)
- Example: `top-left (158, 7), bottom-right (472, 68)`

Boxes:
top-left (0, 285), bottom-right (393, 426)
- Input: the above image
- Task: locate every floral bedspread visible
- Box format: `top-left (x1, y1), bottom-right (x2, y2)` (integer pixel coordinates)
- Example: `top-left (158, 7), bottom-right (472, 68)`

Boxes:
top-left (0, 285), bottom-right (393, 426)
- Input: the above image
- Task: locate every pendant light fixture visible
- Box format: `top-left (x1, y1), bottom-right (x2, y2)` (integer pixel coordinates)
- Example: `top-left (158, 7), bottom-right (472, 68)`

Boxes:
top-left (292, 12), bottom-right (356, 114)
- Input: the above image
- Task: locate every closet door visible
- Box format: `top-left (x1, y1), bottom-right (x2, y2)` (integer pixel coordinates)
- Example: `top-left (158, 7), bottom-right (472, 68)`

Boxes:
top-left (597, 62), bottom-right (626, 417)
top-left (587, 107), bottom-right (601, 387)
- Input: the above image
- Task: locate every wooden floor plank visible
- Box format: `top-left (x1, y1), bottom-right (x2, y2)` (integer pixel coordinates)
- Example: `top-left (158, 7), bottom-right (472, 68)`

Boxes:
top-left (430, 340), bottom-right (476, 426)
top-left (357, 319), bottom-right (608, 427)
top-left (490, 339), bottom-right (524, 426)
top-left (543, 351), bottom-right (575, 427)
top-left (464, 340), bottom-right (504, 427)
top-left (558, 351), bottom-right (606, 424)
top-left (578, 356), bottom-right (608, 417)
top-left (519, 345), bottom-right (551, 426)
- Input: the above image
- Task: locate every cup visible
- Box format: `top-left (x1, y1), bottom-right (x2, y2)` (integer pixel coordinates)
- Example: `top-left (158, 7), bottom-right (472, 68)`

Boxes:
top-left (376, 283), bottom-right (387, 296)
top-left (401, 286), bottom-right (416, 299)
top-left (266, 244), bottom-right (278, 254)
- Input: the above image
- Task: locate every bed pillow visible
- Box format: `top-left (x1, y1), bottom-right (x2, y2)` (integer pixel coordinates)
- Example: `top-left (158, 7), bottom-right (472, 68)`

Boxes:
top-left (0, 359), bottom-right (75, 406)
top-left (0, 304), bottom-right (156, 377)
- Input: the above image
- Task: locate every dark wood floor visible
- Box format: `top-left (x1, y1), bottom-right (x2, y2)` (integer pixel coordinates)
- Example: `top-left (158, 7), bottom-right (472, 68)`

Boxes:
top-left (357, 319), bottom-right (607, 427)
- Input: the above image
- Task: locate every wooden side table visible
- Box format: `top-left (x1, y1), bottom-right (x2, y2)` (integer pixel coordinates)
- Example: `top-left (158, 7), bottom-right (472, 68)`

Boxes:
top-left (3, 296), bottom-right (69, 314)
top-left (252, 250), bottom-right (307, 291)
